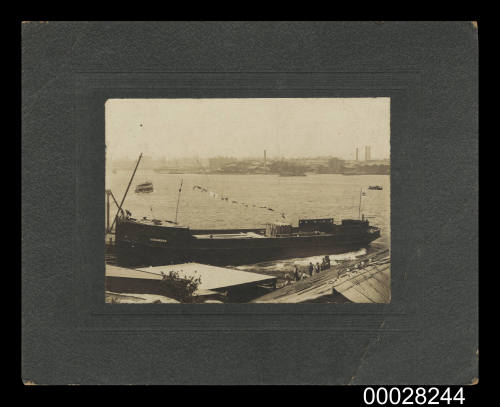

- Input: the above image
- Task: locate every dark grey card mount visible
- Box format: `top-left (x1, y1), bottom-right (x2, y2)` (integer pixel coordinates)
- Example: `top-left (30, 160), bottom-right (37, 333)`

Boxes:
top-left (23, 22), bottom-right (478, 385)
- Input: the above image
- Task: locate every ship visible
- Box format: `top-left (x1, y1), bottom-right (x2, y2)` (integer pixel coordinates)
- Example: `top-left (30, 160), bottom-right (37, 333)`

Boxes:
top-left (368, 185), bottom-right (383, 190)
top-left (114, 215), bottom-right (381, 267)
top-left (135, 181), bottom-right (153, 193)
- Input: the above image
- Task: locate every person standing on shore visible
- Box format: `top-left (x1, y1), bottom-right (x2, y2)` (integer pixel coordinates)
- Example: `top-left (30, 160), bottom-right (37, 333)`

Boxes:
top-left (315, 262), bottom-right (321, 274)
top-left (293, 265), bottom-right (300, 281)
top-left (308, 262), bottom-right (314, 277)
top-left (325, 255), bottom-right (331, 269)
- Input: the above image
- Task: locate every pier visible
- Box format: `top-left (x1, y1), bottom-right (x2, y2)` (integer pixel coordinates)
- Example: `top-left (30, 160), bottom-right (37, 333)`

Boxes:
top-left (251, 249), bottom-right (390, 303)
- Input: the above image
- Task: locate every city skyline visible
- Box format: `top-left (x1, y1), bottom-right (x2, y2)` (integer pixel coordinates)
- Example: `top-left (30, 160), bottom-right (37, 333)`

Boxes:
top-left (106, 98), bottom-right (390, 161)
top-left (109, 151), bottom-right (390, 163)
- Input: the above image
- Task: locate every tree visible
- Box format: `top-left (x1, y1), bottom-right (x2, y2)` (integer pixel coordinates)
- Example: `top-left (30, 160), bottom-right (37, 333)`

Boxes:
top-left (159, 270), bottom-right (202, 303)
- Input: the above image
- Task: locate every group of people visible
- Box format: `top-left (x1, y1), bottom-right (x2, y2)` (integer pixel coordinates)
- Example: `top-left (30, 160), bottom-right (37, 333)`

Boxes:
top-left (284, 256), bottom-right (331, 283)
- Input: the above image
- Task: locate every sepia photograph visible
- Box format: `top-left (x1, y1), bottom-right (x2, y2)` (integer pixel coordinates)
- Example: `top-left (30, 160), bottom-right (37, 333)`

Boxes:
top-left (105, 98), bottom-right (390, 304)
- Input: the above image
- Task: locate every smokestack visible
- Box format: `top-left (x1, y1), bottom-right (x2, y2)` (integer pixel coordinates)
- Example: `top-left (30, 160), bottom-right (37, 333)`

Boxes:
top-left (365, 146), bottom-right (368, 161)
top-left (356, 148), bottom-right (359, 161)
top-left (264, 150), bottom-right (267, 169)
top-left (367, 146), bottom-right (371, 161)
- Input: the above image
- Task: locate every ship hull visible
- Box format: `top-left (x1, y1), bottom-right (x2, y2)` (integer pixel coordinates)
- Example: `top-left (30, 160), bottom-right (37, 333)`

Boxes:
top-left (113, 228), bottom-right (380, 267)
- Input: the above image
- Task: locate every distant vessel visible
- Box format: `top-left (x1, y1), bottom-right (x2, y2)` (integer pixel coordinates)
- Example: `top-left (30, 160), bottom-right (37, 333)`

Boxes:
top-left (135, 181), bottom-right (153, 193)
top-left (368, 185), bottom-right (383, 190)
top-left (341, 170), bottom-right (358, 176)
top-left (154, 168), bottom-right (184, 174)
top-left (278, 170), bottom-right (306, 177)
top-left (342, 167), bottom-right (390, 176)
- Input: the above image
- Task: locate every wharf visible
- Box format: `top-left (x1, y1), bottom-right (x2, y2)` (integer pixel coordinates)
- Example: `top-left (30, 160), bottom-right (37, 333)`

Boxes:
top-left (251, 249), bottom-right (390, 303)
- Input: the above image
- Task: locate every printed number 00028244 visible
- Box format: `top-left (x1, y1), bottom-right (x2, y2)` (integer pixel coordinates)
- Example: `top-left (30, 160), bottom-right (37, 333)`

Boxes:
top-left (362, 387), bottom-right (465, 405)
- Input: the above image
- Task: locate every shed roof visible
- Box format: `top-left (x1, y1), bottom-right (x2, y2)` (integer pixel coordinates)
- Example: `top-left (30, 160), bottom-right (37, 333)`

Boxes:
top-left (136, 263), bottom-right (276, 290)
top-left (107, 263), bottom-right (276, 291)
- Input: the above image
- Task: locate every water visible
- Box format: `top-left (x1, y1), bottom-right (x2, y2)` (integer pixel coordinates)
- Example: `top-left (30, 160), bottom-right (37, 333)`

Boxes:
top-left (106, 170), bottom-right (390, 251)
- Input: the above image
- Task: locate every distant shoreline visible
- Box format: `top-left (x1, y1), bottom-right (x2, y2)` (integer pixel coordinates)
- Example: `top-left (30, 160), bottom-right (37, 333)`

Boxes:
top-left (110, 170), bottom-right (390, 176)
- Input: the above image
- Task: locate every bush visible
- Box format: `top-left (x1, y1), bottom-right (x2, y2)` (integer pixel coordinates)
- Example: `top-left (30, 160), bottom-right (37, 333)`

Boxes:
top-left (159, 270), bottom-right (202, 303)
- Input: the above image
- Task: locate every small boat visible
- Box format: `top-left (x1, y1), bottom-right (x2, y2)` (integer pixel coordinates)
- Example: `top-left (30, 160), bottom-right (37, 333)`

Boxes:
top-left (368, 185), bottom-right (383, 190)
top-left (154, 168), bottom-right (184, 174)
top-left (278, 170), bottom-right (306, 177)
top-left (135, 181), bottom-right (153, 193)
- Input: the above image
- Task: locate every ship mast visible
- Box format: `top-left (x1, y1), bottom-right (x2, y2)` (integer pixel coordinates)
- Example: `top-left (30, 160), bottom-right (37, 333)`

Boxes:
top-left (358, 187), bottom-right (363, 220)
top-left (110, 152), bottom-right (142, 232)
top-left (174, 179), bottom-right (183, 224)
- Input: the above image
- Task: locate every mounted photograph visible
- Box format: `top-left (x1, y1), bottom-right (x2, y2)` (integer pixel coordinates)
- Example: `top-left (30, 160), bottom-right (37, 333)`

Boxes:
top-left (105, 98), bottom-right (390, 304)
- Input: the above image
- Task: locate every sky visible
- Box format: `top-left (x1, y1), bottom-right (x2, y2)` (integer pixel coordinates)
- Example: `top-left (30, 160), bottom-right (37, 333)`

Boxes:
top-left (105, 98), bottom-right (390, 161)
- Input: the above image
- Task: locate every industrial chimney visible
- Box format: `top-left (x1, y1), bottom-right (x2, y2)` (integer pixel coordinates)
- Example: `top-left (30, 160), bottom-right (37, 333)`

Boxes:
top-left (356, 148), bottom-right (359, 161)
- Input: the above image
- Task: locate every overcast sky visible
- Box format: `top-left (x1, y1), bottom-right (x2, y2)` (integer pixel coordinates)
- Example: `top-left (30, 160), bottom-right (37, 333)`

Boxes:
top-left (106, 98), bottom-right (390, 161)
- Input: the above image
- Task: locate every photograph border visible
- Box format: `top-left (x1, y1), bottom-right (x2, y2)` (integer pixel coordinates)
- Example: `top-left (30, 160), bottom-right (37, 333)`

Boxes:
top-left (74, 72), bottom-right (417, 331)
